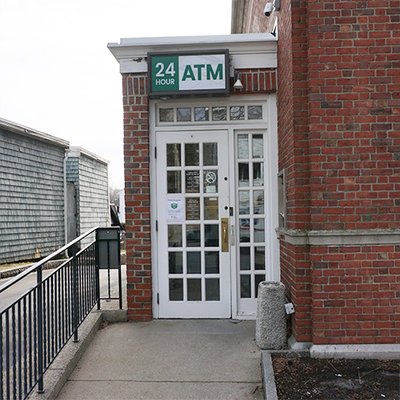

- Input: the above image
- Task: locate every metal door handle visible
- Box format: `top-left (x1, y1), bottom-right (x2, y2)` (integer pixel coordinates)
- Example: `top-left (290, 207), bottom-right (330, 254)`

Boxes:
top-left (221, 217), bottom-right (229, 252)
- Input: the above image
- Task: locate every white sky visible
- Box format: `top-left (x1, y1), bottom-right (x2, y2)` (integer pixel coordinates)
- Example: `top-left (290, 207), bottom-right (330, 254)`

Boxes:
top-left (0, 0), bottom-right (232, 188)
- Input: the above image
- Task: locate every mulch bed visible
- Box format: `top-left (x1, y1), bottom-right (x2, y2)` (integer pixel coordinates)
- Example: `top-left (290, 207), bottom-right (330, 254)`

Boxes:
top-left (272, 355), bottom-right (400, 400)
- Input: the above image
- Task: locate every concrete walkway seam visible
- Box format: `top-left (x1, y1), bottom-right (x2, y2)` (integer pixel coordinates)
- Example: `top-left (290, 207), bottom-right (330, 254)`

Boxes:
top-left (261, 351), bottom-right (278, 400)
top-left (28, 311), bottom-right (103, 400)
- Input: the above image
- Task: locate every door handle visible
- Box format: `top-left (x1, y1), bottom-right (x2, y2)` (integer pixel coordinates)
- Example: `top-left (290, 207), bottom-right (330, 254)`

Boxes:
top-left (221, 217), bottom-right (229, 252)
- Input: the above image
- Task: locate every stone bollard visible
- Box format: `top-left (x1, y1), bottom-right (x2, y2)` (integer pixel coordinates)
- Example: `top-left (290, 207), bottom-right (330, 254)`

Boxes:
top-left (255, 281), bottom-right (286, 349)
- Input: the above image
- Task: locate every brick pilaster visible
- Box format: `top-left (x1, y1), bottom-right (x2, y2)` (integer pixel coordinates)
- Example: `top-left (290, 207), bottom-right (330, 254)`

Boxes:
top-left (122, 73), bottom-right (152, 321)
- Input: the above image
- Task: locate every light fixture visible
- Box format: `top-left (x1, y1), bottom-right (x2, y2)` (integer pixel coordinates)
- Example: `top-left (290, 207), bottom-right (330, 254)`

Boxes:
top-left (233, 70), bottom-right (243, 90)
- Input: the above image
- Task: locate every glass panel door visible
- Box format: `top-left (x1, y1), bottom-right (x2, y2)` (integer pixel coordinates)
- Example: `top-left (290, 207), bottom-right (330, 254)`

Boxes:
top-left (236, 133), bottom-right (267, 316)
top-left (157, 131), bottom-right (231, 318)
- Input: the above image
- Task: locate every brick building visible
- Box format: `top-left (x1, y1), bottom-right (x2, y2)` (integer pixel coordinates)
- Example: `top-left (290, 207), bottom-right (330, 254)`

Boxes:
top-left (109, 0), bottom-right (399, 355)
top-left (232, 0), bottom-right (400, 354)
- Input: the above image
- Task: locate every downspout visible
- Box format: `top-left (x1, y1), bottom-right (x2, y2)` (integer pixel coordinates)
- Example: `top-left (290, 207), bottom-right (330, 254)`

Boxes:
top-left (63, 148), bottom-right (70, 245)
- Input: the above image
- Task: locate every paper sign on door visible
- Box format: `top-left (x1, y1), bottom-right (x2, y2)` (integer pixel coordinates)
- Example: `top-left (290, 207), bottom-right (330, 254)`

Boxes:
top-left (167, 196), bottom-right (185, 221)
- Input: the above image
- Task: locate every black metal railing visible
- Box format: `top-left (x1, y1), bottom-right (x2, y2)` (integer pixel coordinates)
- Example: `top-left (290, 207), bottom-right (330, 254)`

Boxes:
top-left (0, 227), bottom-right (101, 400)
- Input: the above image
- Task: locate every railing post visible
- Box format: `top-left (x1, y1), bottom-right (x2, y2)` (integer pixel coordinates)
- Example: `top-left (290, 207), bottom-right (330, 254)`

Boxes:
top-left (95, 229), bottom-right (101, 310)
top-left (71, 244), bottom-right (79, 343)
top-left (37, 266), bottom-right (44, 393)
top-left (118, 231), bottom-right (122, 310)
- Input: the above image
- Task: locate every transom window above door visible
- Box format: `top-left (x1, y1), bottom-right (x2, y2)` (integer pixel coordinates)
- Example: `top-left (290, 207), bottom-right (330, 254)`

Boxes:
top-left (158, 104), bottom-right (263, 124)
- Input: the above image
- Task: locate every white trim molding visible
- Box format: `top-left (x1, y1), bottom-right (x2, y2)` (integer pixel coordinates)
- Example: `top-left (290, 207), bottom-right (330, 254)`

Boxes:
top-left (277, 228), bottom-right (400, 246)
top-left (108, 33), bottom-right (277, 74)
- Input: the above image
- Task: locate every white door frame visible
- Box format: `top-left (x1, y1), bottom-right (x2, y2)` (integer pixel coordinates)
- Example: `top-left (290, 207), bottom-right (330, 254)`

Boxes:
top-left (156, 129), bottom-right (231, 318)
top-left (149, 95), bottom-right (279, 319)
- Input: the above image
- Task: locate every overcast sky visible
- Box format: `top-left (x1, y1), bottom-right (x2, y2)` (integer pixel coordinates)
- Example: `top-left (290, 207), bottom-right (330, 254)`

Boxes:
top-left (0, 0), bottom-right (232, 188)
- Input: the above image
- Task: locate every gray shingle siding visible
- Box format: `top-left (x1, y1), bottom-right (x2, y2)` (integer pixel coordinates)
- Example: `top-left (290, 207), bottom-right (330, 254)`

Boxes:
top-left (0, 128), bottom-right (66, 263)
top-left (66, 151), bottom-right (109, 247)
top-left (80, 155), bottom-right (109, 246)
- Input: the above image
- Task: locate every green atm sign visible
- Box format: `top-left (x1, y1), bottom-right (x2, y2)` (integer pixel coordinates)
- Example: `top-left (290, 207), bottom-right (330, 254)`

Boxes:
top-left (148, 50), bottom-right (229, 97)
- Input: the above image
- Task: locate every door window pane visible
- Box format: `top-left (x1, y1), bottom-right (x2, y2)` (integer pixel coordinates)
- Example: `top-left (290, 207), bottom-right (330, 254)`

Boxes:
top-left (239, 191), bottom-right (250, 215)
top-left (253, 163), bottom-right (264, 186)
top-left (187, 279), bottom-right (202, 301)
top-left (240, 275), bottom-right (251, 298)
top-left (255, 274), bottom-right (265, 297)
top-left (167, 171), bottom-right (181, 193)
top-left (252, 135), bottom-right (264, 158)
top-left (238, 163), bottom-right (249, 187)
top-left (239, 219), bottom-right (250, 242)
top-left (204, 197), bottom-right (219, 220)
top-left (168, 225), bottom-right (182, 247)
top-left (240, 247), bottom-right (251, 270)
top-left (186, 197), bottom-right (200, 220)
top-left (212, 106), bottom-right (227, 121)
top-left (203, 143), bottom-right (218, 166)
top-left (177, 107), bottom-right (191, 122)
top-left (230, 106), bottom-right (245, 120)
top-left (253, 190), bottom-right (264, 214)
top-left (160, 108), bottom-right (174, 122)
top-left (185, 171), bottom-right (200, 193)
top-left (254, 218), bottom-right (265, 242)
top-left (205, 252), bottom-right (219, 274)
top-left (204, 170), bottom-right (218, 193)
top-left (238, 134), bottom-right (249, 159)
top-left (255, 247), bottom-right (265, 270)
top-left (186, 224), bottom-right (200, 247)
top-left (194, 107), bottom-right (209, 121)
top-left (248, 105), bottom-right (263, 120)
top-left (205, 224), bottom-right (219, 247)
top-left (185, 144), bottom-right (199, 166)
top-left (169, 252), bottom-right (183, 274)
top-left (206, 279), bottom-right (220, 301)
top-left (167, 144), bottom-right (181, 166)
top-left (187, 252), bottom-right (201, 274)
top-left (169, 279), bottom-right (183, 301)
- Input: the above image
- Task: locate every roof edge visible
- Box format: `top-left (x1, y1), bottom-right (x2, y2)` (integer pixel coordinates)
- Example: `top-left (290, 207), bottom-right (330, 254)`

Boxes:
top-left (68, 146), bottom-right (109, 165)
top-left (108, 32), bottom-right (276, 50)
top-left (0, 117), bottom-right (69, 148)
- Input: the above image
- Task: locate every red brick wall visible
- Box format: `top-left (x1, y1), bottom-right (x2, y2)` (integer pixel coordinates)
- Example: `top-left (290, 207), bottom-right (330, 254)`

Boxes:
top-left (122, 73), bottom-right (152, 321)
top-left (230, 68), bottom-right (277, 94)
top-left (307, 1), bottom-right (400, 344)
top-left (278, 0), bottom-right (313, 342)
top-left (236, 0), bottom-right (400, 344)
top-left (307, 0), bottom-right (400, 230)
top-left (280, 241), bottom-right (312, 342)
top-left (312, 245), bottom-right (400, 344)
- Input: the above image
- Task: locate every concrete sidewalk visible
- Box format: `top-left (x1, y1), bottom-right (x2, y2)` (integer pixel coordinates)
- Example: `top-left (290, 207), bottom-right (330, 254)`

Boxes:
top-left (56, 319), bottom-right (263, 400)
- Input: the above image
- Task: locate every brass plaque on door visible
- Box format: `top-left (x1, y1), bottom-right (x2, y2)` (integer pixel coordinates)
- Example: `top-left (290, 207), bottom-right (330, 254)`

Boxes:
top-left (221, 218), bottom-right (229, 252)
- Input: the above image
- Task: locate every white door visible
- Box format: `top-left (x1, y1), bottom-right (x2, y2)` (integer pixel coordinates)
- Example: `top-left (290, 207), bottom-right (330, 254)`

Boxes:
top-left (156, 130), bottom-right (231, 318)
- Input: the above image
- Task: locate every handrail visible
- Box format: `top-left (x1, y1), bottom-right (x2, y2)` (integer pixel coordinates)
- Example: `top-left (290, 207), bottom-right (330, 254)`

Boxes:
top-left (0, 227), bottom-right (109, 400)
top-left (0, 227), bottom-right (98, 294)
top-left (0, 240), bottom-right (96, 316)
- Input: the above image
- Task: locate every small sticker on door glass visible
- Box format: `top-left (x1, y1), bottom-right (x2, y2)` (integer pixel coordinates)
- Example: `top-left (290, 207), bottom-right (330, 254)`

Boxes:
top-left (204, 170), bottom-right (218, 193)
top-left (205, 171), bottom-right (217, 184)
